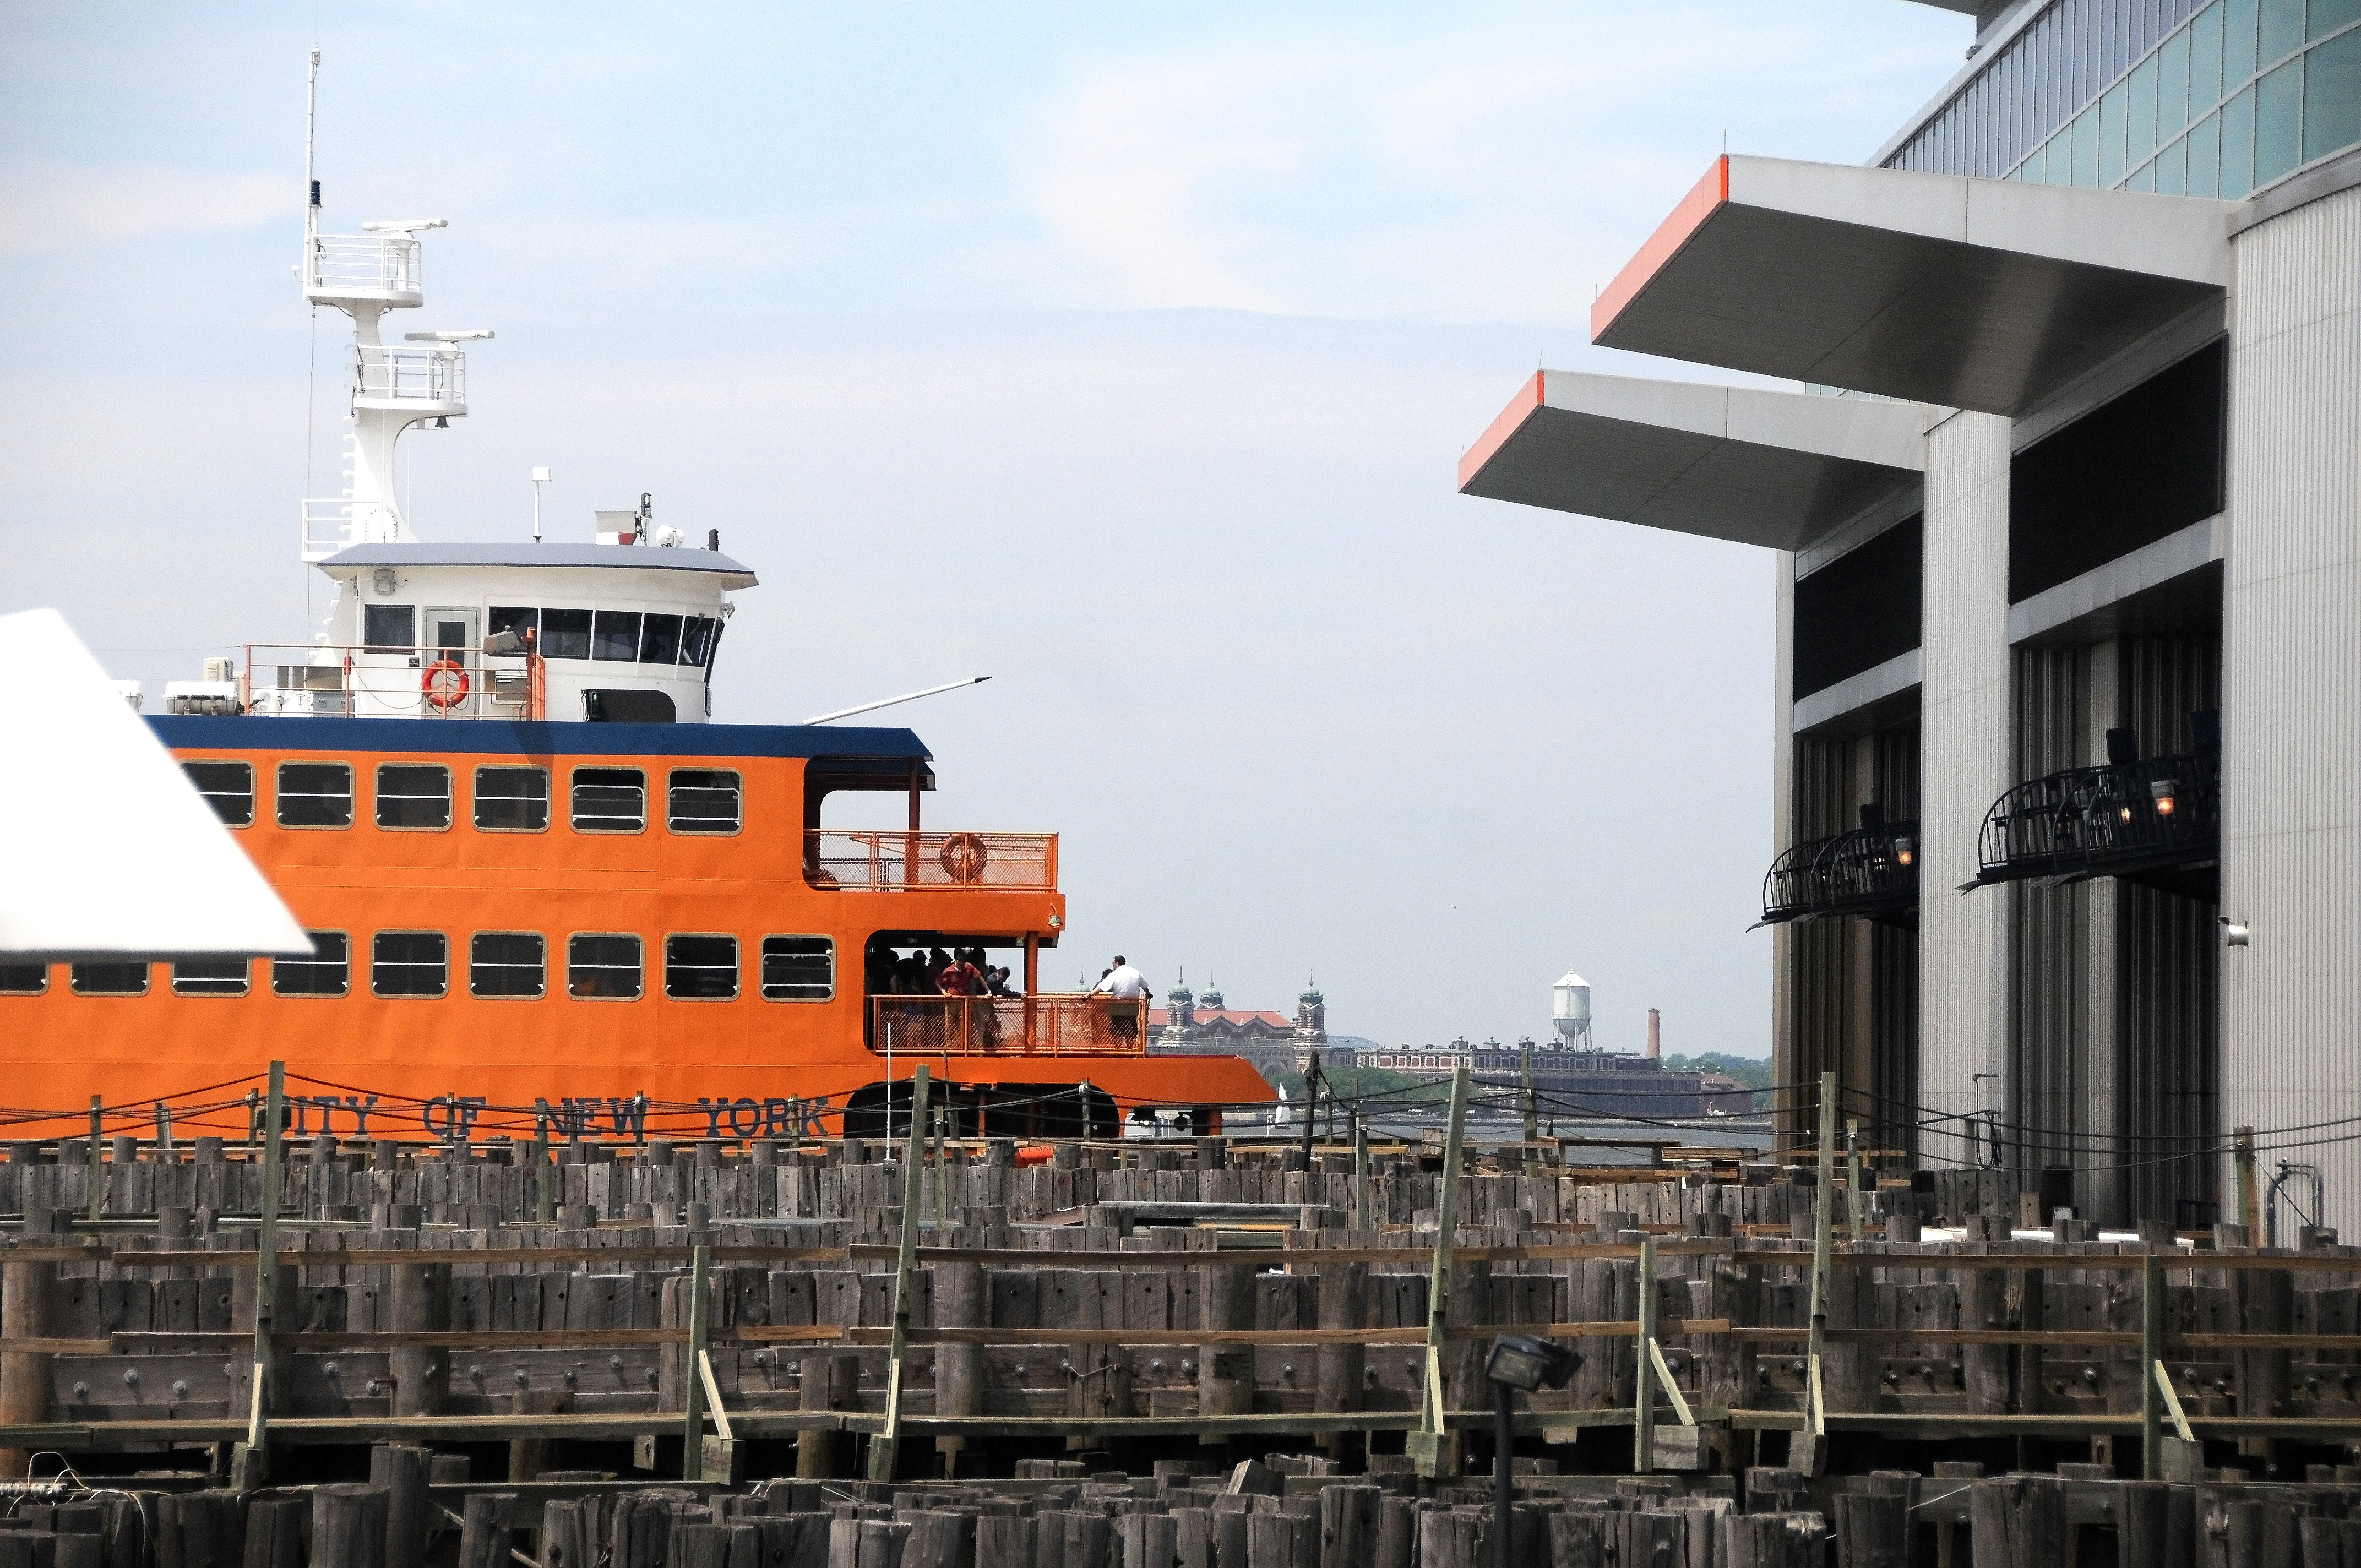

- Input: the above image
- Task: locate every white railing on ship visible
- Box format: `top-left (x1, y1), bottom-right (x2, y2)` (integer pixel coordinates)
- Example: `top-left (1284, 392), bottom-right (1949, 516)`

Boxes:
top-left (300, 498), bottom-right (354, 562)
top-left (353, 344), bottom-right (465, 406)
top-left (306, 234), bottom-right (422, 296)
top-left (238, 644), bottom-right (544, 721)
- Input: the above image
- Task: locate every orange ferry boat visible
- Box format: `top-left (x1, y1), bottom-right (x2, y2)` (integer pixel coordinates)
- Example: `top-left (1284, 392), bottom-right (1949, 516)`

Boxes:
top-left (0, 130), bottom-right (1270, 1142)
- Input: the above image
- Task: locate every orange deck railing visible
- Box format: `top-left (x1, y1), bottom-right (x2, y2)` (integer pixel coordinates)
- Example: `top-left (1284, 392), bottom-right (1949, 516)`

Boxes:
top-left (869, 994), bottom-right (1145, 1055)
top-left (808, 831), bottom-right (1057, 892)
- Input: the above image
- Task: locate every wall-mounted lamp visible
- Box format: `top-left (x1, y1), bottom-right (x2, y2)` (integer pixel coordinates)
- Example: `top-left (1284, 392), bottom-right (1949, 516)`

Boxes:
top-left (2150, 780), bottom-right (2177, 816)
top-left (2221, 917), bottom-right (2250, 948)
top-left (1894, 836), bottom-right (1915, 868)
top-left (371, 567), bottom-right (398, 596)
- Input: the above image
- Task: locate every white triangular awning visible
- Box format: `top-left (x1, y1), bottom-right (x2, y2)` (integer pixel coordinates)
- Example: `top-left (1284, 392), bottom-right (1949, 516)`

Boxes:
top-left (0, 608), bottom-right (312, 961)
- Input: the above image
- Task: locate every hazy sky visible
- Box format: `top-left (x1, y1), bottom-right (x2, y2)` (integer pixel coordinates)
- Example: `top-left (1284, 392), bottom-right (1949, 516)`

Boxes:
top-left (1, 2), bottom-right (1968, 1058)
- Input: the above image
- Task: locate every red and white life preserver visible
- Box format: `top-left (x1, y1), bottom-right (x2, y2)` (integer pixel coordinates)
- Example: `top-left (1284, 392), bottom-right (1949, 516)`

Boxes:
top-left (422, 658), bottom-right (471, 710)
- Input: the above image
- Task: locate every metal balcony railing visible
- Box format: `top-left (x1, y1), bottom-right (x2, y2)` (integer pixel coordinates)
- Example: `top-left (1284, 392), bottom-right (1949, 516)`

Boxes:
top-left (300, 498), bottom-right (355, 562)
top-left (807, 830), bottom-right (1057, 892)
top-left (353, 344), bottom-right (465, 409)
top-left (871, 994), bottom-right (1146, 1056)
top-left (303, 234), bottom-right (423, 301)
top-left (237, 644), bottom-right (545, 721)
top-left (1973, 749), bottom-right (2218, 888)
top-left (1759, 816), bottom-right (1919, 927)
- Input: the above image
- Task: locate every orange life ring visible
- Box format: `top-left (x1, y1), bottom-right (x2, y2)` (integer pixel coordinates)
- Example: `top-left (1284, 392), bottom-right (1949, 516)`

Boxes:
top-left (939, 832), bottom-right (989, 883)
top-left (422, 658), bottom-right (471, 710)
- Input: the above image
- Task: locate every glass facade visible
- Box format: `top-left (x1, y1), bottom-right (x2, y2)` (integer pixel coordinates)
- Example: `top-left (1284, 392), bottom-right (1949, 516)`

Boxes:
top-left (1884, 0), bottom-right (2361, 198)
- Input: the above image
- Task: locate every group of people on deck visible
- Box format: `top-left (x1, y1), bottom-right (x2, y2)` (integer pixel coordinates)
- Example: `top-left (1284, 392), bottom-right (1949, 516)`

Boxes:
top-left (868, 946), bottom-right (1018, 998)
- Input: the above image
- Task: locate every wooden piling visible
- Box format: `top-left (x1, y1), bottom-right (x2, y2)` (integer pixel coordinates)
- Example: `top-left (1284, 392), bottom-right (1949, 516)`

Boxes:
top-left (313, 1484), bottom-right (392, 1568)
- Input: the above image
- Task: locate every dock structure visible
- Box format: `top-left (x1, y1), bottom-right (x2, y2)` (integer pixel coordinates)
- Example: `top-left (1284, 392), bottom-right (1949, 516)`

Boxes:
top-left (0, 1111), bottom-right (2357, 1566)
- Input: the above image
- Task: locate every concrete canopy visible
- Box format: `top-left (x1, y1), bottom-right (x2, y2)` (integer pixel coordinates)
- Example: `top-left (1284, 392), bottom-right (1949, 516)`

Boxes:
top-left (1590, 155), bottom-right (2232, 416)
top-left (0, 609), bottom-right (311, 962)
top-left (1457, 370), bottom-right (1925, 551)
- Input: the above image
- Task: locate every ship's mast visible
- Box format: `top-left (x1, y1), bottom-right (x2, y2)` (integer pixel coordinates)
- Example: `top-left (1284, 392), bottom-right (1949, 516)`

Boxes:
top-left (296, 52), bottom-right (490, 563)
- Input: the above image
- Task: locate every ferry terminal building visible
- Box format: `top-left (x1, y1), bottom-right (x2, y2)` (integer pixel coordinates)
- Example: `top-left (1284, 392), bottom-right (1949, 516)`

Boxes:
top-left (1457, 0), bottom-right (2361, 1232)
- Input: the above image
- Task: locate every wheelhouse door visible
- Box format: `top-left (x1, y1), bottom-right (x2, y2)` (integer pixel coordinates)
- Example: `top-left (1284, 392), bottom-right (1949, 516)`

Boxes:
top-left (423, 607), bottom-right (479, 718)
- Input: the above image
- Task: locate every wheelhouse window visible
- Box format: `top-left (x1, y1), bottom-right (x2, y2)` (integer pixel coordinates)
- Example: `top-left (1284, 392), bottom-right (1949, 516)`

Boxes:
top-left (0, 966), bottom-right (48, 995)
top-left (667, 769), bottom-right (741, 834)
top-left (665, 934), bottom-right (738, 1000)
top-left (172, 959), bottom-right (249, 997)
top-left (475, 766), bottom-right (550, 831)
top-left (568, 934), bottom-right (643, 999)
top-left (681, 617), bottom-right (717, 667)
top-left (541, 608), bottom-right (592, 660)
top-left (640, 614), bottom-right (683, 665)
top-left (274, 932), bottom-right (349, 997)
top-left (70, 963), bottom-right (149, 996)
top-left (277, 762), bottom-right (353, 829)
top-left (376, 764), bottom-right (452, 830)
top-left (372, 931), bottom-right (448, 998)
top-left (470, 932), bottom-right (546, 999)
top-left (760, 936), bottom-right (834, 1001)
top-left (363, 605), bottom-right (416, 652)
top-left (183, 761), bottom-right (254, 827)
top-left (572, 768), bottom-right (646, 832)
top-left (592, 611), bottom-right (643, 662)
top-left (489, 607), bottom-right (539, 645)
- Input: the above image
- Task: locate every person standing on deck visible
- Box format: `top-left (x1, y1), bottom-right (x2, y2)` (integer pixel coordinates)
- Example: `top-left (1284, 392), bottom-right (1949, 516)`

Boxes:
top-left (1092, 955), bottom-right (1152, 1042)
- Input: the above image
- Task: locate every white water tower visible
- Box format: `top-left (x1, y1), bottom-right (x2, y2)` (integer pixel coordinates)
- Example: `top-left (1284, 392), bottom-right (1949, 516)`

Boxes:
top-left (1552, 970), bottom-right (1593, 1052)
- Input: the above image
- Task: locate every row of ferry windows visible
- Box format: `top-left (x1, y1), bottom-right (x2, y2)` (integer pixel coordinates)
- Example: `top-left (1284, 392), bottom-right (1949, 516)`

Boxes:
top-left (182, 761), bottom-right (741, 835)
top-left (362, 606), bottom-right (721, 669)
top-left (0, 934), bottom-right (833, 1003)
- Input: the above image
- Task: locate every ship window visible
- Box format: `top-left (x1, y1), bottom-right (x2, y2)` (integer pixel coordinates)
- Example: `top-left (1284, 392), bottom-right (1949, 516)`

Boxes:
top-left (542, 608), bottom-right (592, 660)
top-left (760, 936), bottom-right (834, 1001)
top-left (667, 769), bottom-right (741, 834)
top-left (274, 932), bottom-right (349, 997)
top-left (489, 607), bottom-right (539, 644)
top-left (474, 766), bottom-right (550, 831)
top-left (363, 605), bottom-right (416, 652)
top-left (470, 932), bottom-right (546, 999)
top-left (183, 761), bottom-right (254, 826)
top-left (172, 959), bottom-right (249, 997)
top-left (568, 933), bottom-right (644, 999)
top-left (70, 963), bottom-right (149, 997)
top-left (372, 930), bottom-right (448, 998)
top-left (572, 768), bottom-right (646, 833)
top-left (592, 612), bottom-right (643, 662)
top-left (277, 762), bottom-right (353, 828)
top-left (665, 934), bottom-right (738, 1000)
top-left (376, 764), bottom-right (452, 830)
top-left (640, 614), bottom-right (683, 665)
top-left (0, 965), bottom-right (47, 995)
top-left (681, 616), bottom-right (717, 667)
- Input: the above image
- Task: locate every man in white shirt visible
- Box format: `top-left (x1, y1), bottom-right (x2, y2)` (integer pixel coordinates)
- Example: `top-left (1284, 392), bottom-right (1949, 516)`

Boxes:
top-left (1092, 955), bottom-right (1152, 1042)
top-left (1092, 956), bottom-right (1151, 1000)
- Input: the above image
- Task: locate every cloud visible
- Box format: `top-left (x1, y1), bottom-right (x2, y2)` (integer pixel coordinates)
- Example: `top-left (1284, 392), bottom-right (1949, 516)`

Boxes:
top-left (0, 160), bottom-right (297, 255)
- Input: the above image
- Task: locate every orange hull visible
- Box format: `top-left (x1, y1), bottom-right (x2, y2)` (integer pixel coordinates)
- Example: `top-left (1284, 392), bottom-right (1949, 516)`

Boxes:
top-left (2, 717), bottom-right (1271, 1141)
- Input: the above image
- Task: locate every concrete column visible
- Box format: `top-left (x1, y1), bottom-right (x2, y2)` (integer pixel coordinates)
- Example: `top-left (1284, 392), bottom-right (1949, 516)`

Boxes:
top-left (2219, 187), bottom-right (2361, 1235)
top-left (1917, 409), bottom-right (2014, 1169)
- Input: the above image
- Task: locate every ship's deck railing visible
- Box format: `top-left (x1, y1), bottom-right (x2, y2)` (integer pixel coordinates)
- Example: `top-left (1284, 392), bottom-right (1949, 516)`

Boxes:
top-left (1975, 749), bottom-right (2218, 886)
top-left (871, 994), bottom-right (1145, 1056)
top-left (237, 644), bottom-right (544, 721)
top-left (300, 498), bottom-right (355, 562)
top-left (808, 830), bottom-right (1057, 892)
top-left (303, 233), bottom-right (422, 300)
top-left (353, 344), bottom-right (465, 409)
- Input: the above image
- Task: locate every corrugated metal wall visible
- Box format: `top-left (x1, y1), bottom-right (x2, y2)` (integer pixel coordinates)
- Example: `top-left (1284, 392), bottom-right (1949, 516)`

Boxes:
top-left (2009, 646), bottom-right (2092, 1185)
top-left (1919, 412), bottom-right (2016, 1169)
top-left (2220, 186), bottom-right (2361, 1236)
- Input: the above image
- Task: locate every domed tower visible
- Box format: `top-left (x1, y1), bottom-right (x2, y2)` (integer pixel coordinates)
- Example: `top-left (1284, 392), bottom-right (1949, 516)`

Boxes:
top-left (1166, 970), bottom-right (1196, 1033)
top-left (1199, 974), bottom-right (1225, 1012)
top-left (1294, 973), bottom-right (1327, 1044)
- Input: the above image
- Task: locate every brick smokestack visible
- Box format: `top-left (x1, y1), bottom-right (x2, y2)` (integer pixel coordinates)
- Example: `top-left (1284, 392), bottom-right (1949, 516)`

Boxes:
top-left (1646, 1008), bottom-right (1660, 1060)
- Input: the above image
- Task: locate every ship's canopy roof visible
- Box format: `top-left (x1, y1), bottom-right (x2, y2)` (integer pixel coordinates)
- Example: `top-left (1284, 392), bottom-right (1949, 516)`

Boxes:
top-left (148, 717), bottom-right (934, 788)
top-left (322, 543), bottom-right (759, 590)
top-left (4, 609), bottom-right (312, 961)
